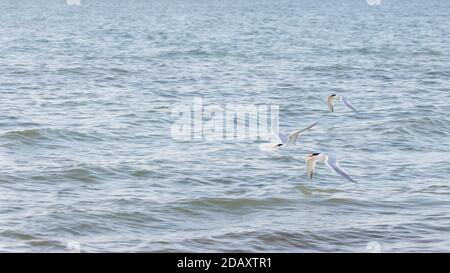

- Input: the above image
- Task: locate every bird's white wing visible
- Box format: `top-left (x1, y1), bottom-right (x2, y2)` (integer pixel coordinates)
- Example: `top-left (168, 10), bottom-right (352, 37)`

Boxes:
top-left (285, 122), bottom-right (318, 146)
top-left (324, 156), bottom-right (357, 183)
top-left (306, 157), bottom-right (317, 178)
top-left (340, 96), bottom-right (359, 113)
top-left (327, 97), bottom-right (334, 112)
top-left (271, 117), bottom-right (288, 144)
top-left (279, 132), bottom-right (288, 144)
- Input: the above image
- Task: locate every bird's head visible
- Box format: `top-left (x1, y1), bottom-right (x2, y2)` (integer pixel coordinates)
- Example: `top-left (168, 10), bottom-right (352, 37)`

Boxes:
top-left (327, 94), bottom-right (337, 101)
top-left (306, 153), bottom-right (320, 160)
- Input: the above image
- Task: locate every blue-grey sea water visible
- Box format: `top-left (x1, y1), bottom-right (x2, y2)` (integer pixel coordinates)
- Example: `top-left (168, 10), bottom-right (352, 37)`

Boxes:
top-left (1, 0), bottom-right (450, 252)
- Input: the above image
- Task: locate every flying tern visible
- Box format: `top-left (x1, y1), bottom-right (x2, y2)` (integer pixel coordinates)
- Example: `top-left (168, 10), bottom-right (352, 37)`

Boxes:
top-left (271, 118), bottom-right (318, 148)
top-left (305, 153), bottom-right (356, 183)
top-left (327, 94), bottom-right (359, 113)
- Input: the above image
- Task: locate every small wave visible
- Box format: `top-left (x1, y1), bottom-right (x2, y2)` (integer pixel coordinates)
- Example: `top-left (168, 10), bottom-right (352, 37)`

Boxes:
top-left (2, 128), bottom-right (103, 144)
top-left (0, 230), bottom-right (36, 241)
top-left (57, 167), bottom-right (104, 183)
top-left (5, 128), bottom-right (42, 138)
top-left (178, 197), bottom-right (293, 210)
top-left (109, 67), bottom-right (130, 74)
top-left (56, 67), bottom-right (91, 76)
top-left (158, 49), bottom-right (224, 59)
top-left (377, 116), bottom-right (449, 138)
